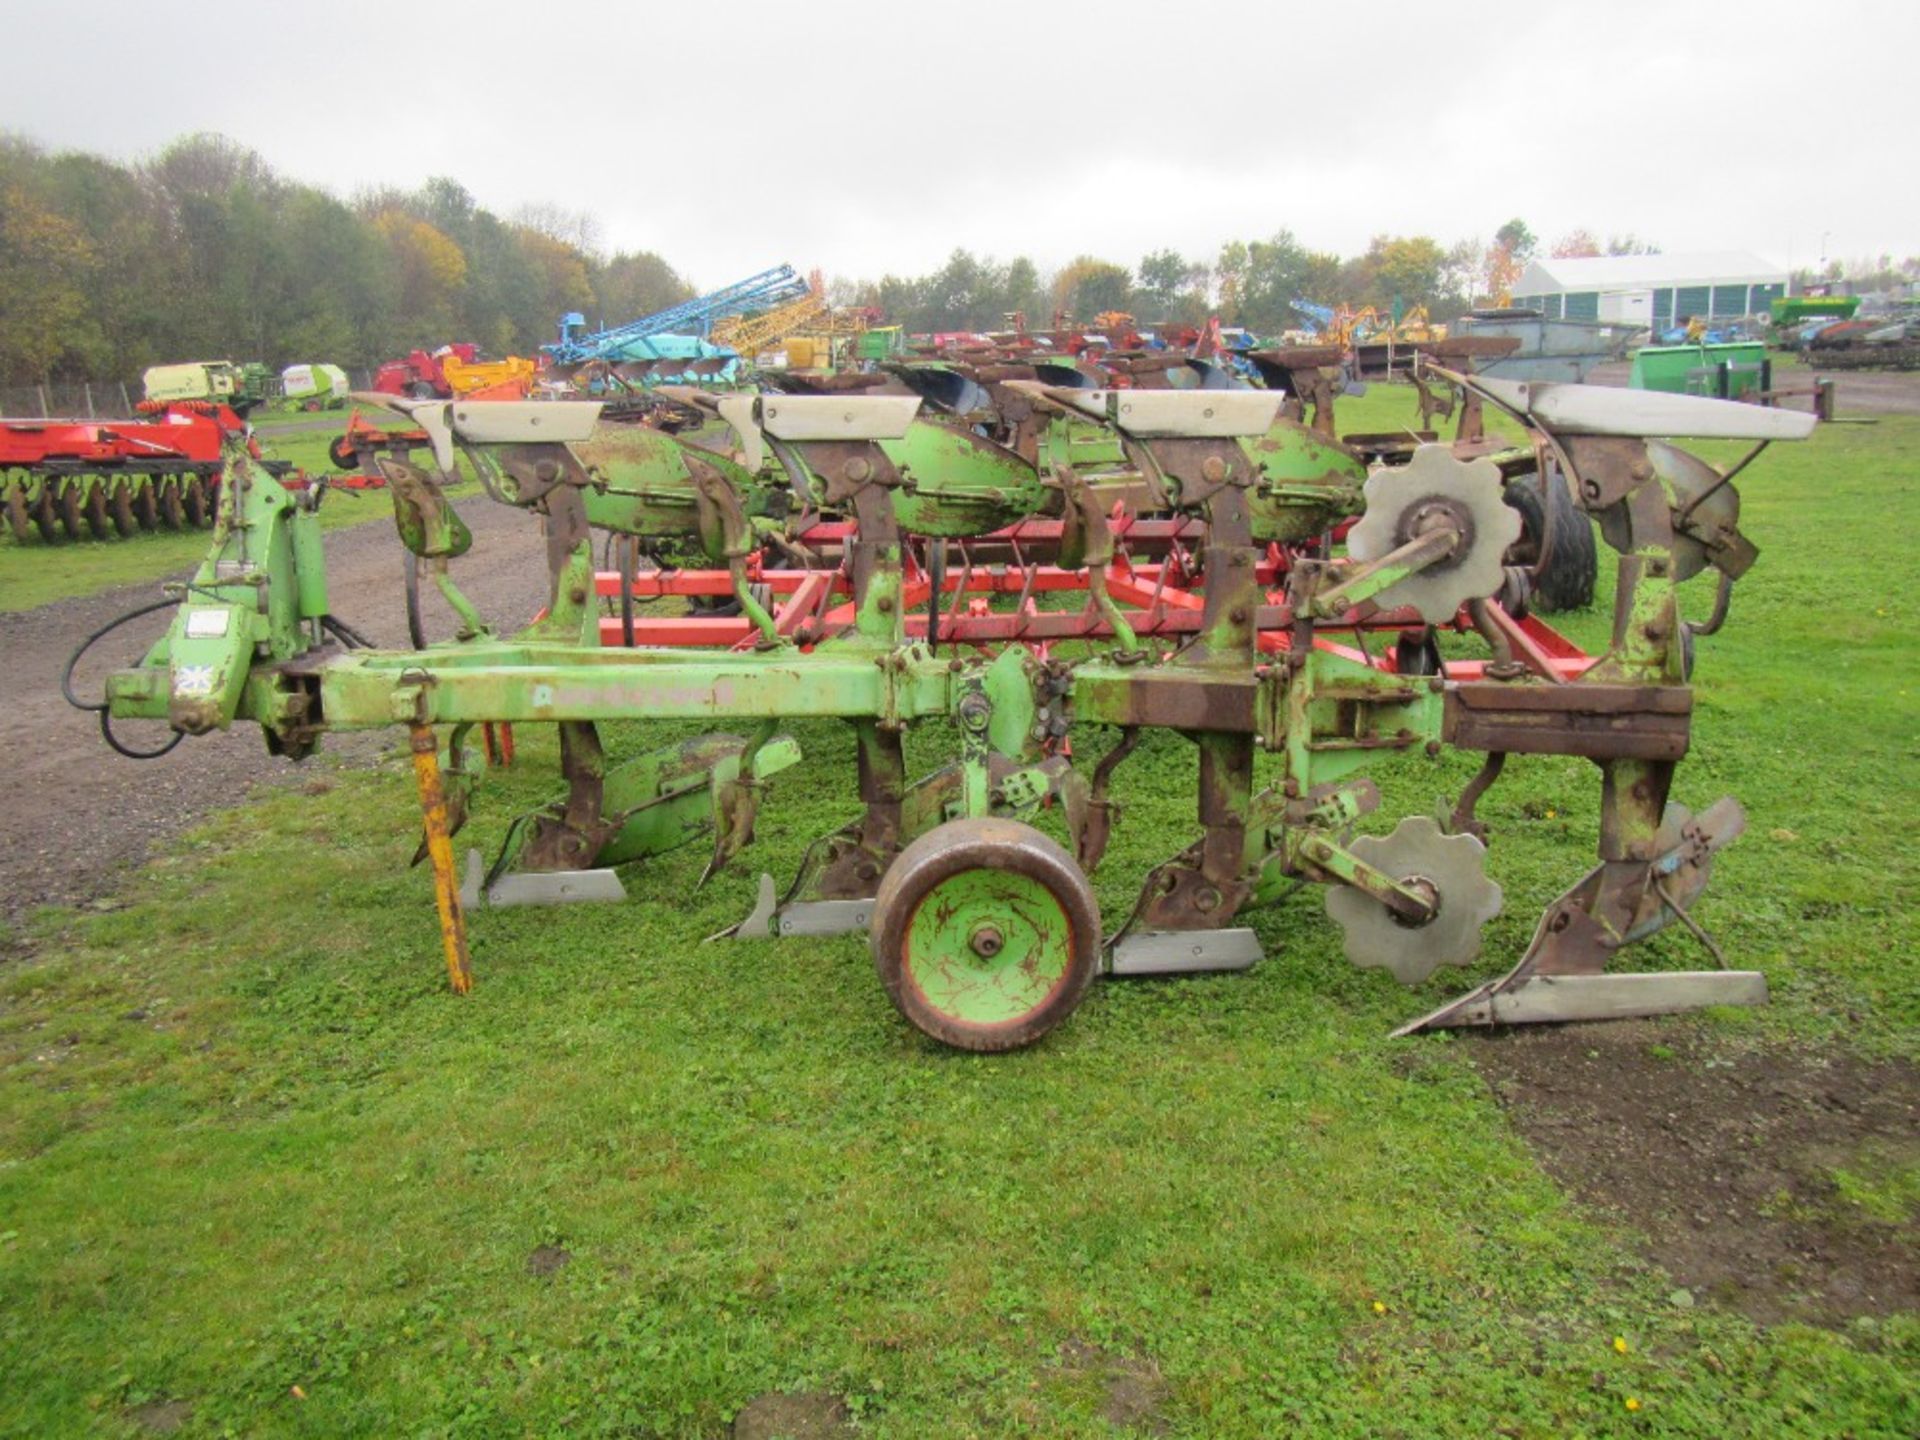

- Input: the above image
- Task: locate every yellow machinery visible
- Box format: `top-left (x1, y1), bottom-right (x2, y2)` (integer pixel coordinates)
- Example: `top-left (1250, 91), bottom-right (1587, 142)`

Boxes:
top-left (441, 354), bottom-right (538, 397)
top-left (711, 290), bottom-right (829, 359)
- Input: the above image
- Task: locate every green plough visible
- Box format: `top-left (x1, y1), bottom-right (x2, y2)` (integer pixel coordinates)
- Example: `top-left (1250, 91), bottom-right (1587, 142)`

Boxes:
top-left (91, 373), bottom-right (1815, 1050)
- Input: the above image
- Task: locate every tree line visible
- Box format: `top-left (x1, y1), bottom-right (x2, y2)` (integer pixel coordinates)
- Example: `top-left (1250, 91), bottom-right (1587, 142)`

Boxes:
top-left (2, 128), bottom-right (1696, 387)
top-left (0, 132), bottom-right (694, 386)
top-left (837, 222), bottom-right (1663, 337)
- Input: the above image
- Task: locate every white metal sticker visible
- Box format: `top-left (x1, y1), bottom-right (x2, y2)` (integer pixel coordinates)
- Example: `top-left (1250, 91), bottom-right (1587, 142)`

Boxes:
top-left (184, 609), bottom-right (231, 638)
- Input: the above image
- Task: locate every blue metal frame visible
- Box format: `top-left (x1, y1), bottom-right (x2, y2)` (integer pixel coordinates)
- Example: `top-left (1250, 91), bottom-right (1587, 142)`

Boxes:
top-left (549, 265), bottom-right (811, 363)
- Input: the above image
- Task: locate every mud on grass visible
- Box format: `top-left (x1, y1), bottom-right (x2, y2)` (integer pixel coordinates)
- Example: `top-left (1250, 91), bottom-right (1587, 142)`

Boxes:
top-left (1477, 1023), bottom-right (1920, 1327)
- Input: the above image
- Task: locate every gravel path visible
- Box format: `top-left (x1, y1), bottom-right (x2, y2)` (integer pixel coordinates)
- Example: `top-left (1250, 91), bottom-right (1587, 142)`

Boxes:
top-left (0, 497), bottom-right (552, 921)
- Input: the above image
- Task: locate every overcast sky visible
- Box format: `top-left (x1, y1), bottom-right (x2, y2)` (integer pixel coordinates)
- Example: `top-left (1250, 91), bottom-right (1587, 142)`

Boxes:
top-left (4, 0), bottom-right (1910, 288)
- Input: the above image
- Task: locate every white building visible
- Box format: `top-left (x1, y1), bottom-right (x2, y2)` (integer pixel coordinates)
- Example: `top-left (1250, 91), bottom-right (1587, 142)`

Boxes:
top-left (1511, 251), bottom-right (1788, 329)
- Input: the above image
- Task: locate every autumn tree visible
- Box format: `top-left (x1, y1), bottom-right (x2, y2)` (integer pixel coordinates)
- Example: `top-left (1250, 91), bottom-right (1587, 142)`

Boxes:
top-left (0, 181), bottom-right (98, 382)
top-left (371, 210), bottom-right (468, 340)
top-left (1366, 235), bottom-right (1448, 310)
top-left (1052, 256), bottom-right (1133, 321)
top-left (1551, 229), bottom-right (1602, 258)
top-left (1485, 217), bottom-right (1536, 302)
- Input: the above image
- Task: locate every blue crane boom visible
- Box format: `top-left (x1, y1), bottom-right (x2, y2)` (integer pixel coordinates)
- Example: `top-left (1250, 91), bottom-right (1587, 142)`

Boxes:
top-left (550, 264), bottom-right (811, 363)
top-left (1291, 298), bottom-right (1337, 331)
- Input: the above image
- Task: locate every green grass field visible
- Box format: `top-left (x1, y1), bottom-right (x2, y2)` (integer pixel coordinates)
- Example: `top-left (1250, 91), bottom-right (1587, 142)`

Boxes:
top-left (0, 419), bottom-right (468, 613)
top-left (1, 391), bottom-right (1915, 1436)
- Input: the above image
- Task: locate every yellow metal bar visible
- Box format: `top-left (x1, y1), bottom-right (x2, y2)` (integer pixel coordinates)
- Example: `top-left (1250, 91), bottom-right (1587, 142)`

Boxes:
top-left (409, 724), bottom-right (473, 993)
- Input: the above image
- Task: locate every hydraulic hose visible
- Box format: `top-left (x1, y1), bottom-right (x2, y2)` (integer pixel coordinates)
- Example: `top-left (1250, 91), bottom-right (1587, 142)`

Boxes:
top-left (60, 597), bottom-right (185, 760)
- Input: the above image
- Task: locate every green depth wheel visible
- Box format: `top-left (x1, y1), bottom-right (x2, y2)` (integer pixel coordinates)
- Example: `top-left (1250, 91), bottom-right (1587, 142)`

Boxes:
top-left (871, 817), bottom-right (1100, 1052)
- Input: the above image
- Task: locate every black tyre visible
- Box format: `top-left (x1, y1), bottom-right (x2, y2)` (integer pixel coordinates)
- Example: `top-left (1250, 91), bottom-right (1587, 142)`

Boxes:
top-left (871, 817), bottom-right (1101, 1052)
top-left (1503, 469), bottom-right (1596, 612)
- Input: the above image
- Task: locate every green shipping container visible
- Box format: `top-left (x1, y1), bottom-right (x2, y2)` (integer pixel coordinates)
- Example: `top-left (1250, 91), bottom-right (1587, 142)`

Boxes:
top-left (1630, 342), bottom-right (1768, 397)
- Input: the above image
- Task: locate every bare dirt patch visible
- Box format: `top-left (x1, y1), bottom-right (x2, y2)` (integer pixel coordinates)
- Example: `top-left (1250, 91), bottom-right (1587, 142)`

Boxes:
top-left (1055, 1337), bottom-right (1172, 1435)
top-left (1474, 1022), bottom-right (1919, 1326)
top-left (125, 1398), bottom-right (192, 1433)
top-left (525, 1244), bottom-right (571, 1277)
top-left (731, 1390), bottom-right (851, 1439)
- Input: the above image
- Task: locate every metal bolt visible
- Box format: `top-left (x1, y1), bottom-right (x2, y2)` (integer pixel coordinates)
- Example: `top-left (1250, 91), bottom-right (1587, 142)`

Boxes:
top-left (969, 924), bottom-right (1004, 959)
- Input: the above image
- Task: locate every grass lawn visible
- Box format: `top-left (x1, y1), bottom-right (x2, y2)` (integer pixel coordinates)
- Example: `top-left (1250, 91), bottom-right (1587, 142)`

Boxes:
top-left (0, 392), bottom-right (1915, 1436)
top-left (0, 419), bottom-right (467, 614)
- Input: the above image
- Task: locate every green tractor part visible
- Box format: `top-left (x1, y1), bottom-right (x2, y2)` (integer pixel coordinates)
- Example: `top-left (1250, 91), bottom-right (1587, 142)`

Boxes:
top-left (93, 373), bottom-right (1815, 1051)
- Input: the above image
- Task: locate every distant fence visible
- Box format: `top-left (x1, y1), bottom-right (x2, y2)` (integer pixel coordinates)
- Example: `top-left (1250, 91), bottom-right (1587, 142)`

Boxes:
top-left (1, 371), bottom-right (385, 420)
top-left (0, 381), bottom-right (143, 419)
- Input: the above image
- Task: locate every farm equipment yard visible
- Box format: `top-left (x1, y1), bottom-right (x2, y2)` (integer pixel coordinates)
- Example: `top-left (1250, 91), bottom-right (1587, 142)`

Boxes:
top-left (1, 361), bottom-right (1914, 1436)
top-left (2, 2), bottom-right (1918, 1421)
